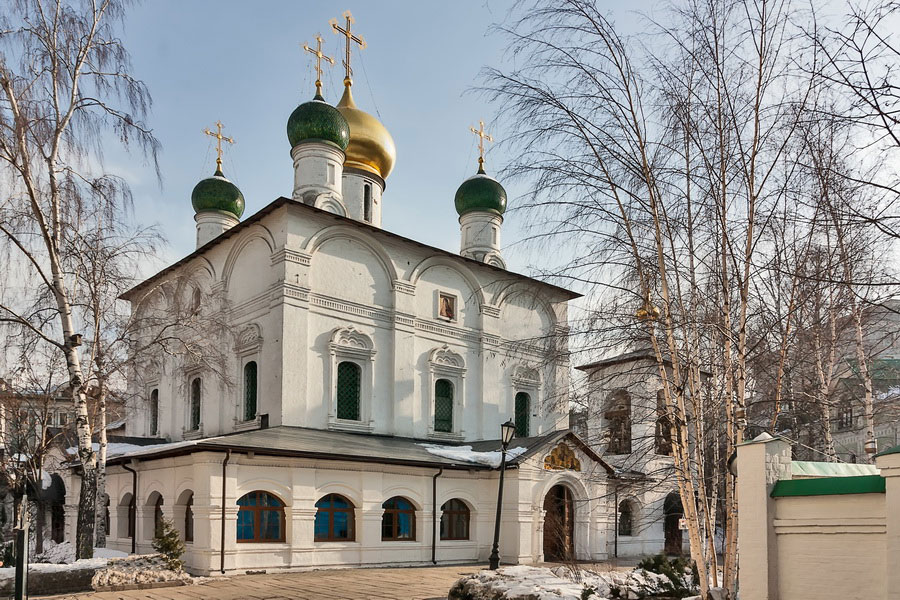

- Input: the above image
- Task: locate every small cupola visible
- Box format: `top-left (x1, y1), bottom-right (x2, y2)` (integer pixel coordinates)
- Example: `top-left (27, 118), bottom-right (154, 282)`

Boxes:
top-left (456, 121), bottom-right (507, 268)
top-left (193, 121), bottom-right (244, 248)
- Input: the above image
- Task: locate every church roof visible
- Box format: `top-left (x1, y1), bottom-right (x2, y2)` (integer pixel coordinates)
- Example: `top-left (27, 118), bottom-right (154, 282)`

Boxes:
top-left (122, 196), bottom-right (581, 301)
top-left (100, 426), bottom-right (608, 473)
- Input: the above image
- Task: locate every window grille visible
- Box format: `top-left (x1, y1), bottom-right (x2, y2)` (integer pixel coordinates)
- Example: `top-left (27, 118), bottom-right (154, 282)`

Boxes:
top-left (515, 392), bottom-right (530, 437)
top-left (244, 362), bottom-right (258, 421)
top-left (434, 379), bottom-right (454, 433)
top-left (336, 361), bottom-right (361, 420)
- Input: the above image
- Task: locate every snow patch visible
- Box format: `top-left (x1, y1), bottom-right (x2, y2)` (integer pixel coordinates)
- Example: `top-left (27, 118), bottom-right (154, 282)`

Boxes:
top-left (419, 444), bottom-right (527, 468)
top-left (449, 565), bottom-right (697, 600)
top-left (66, 440), bottom-right (196, 460)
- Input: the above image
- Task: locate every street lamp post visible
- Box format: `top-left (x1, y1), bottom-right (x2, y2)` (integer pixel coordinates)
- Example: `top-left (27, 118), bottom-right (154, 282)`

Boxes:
top-left (489, 419), bottom-right (517, 570)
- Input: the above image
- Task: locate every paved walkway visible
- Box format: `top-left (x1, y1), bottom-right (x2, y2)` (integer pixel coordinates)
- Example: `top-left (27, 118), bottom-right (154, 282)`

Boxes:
top-left (44, 564), bottom-right (480, 600)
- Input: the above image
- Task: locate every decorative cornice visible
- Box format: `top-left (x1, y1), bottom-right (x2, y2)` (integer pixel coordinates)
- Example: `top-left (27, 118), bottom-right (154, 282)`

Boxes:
top-left (271, 248), bottom-right (312, 266)
top-left (236, 323), bottom-right (263, 352)
top-left (480, 304), bottom-right (501, 319)
top-left (429, 344), bottom-right (466, 370)
top-left (393, 280), bottom-right (416, 295)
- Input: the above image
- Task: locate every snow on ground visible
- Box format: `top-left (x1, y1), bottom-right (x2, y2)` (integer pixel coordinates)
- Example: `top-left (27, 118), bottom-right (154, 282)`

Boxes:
top-left (29, 541), bottom-right (128, 565)
top-left (92, 554), bottom-right (192, 588)
top-left (449, 565), bottom-right (695, 600)
top-left (419, 444), bottom-right (528, 467)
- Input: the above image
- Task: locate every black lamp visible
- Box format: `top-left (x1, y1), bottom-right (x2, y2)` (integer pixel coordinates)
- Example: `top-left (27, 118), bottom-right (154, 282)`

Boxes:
top-left (489, 419), bottom-right (517, 570)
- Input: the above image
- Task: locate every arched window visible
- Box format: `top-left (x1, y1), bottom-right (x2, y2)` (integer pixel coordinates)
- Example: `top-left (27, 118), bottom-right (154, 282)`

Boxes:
top-left (434, 379), bottom-right (454, 433)
top-left (189, 377), bottom-right (201, 431)
top-left (236, 491), bottom-right (285, 543)
top-left (655, 390), bottom-right (673, 456)
top-left (244, 361), bottom-right (258, 421)
top-left (618, 500), bottom-right (634, 537)
top-left (336, 361), bottom-right (361, 421)
top-left (606, 391), bottom-right (631, 454)
top-left (314, 494), bottom-right (355, 542)
top-left (184, 494), bottom-right (194, 543)
top-left (382, 496), bottom-right (415, 541)
top-left (363, 184), bottom-right (372, 222)
top-left (440, 499), bottom-right (470, 540)
top-left (191, 287), bottom-right (202, 312)
top-left (837, 400), bottom-right (854, 431)
top-left (515, 392), bottom-right (530, 437)
top-left (153, 495), bottom-right (164, 538)
top-left (149, 388), bottom-right (159, 435)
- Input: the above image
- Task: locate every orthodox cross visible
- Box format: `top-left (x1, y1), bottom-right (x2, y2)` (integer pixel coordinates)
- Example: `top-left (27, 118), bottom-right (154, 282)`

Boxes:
top-left (302, 34), bottom-right (334, 96)
top-left (203, 120), bottom-right (234, 172)
top-left (469, 120), bottom-right (493, 171)
top-left (330, 10), bottom-right (366, 81)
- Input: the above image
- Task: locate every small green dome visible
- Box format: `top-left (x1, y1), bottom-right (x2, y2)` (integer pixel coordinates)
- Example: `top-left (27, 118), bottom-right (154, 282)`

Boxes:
top-left (191, 167), bottom-right (245, 218)
top-left (287, 94), bottom-right (350, 150)
top-left (454, 166), bottom-right (507, 216)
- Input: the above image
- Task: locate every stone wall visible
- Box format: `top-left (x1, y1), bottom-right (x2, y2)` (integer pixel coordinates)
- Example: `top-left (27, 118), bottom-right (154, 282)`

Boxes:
top-left (737, 435), bottom-right (900, 600)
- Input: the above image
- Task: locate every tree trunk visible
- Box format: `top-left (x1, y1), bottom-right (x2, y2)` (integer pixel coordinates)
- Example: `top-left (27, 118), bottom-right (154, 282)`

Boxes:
top-left (95, 382), bottom-right (108, 548)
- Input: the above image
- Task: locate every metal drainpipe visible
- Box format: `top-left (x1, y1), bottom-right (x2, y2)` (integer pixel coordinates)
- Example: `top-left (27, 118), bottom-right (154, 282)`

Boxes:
top-left (431, 468), bottom-right (443, 564)
top-left (121, 461), bottom-right (138, 555)
top-left (220, 450), bottom-right (231, 574)
top-left (613, 479), bottom-right (618, 559)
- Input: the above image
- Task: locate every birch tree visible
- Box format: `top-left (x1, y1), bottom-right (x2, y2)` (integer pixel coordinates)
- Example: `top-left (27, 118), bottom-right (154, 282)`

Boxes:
top-left (0, 0), bottom-right (158, 558)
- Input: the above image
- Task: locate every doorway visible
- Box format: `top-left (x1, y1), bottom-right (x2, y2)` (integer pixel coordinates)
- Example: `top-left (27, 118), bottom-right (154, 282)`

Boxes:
top-left (663, 492), bottom-right (683, 555)
top-left (543, 484), bottom-right (575, 561)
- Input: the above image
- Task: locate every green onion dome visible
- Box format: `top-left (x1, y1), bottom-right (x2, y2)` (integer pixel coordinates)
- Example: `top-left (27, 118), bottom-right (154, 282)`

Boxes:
top-left (191, 166), bottom-right (245, 218)
top-left (287, 93), bottom-right (350, 150)
top-left (454, 166), bottom-right (507, 217)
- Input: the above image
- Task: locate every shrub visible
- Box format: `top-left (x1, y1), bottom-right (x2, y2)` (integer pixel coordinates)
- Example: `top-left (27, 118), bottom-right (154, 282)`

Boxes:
top-left (151, 517), bottom-right (185, 571)
top-left (637, 553), bottom-right (697, 598)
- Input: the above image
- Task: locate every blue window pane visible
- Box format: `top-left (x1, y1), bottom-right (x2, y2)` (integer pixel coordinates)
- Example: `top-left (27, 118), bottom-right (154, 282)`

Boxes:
top-left (261, 509), bottom-right (281, 540)
top-left (264, 494), bottom-right (282, 507)
top-left (237, 510), bottom-right (254, 540)
top-left (396, 498), bottom-right (411, 510)
top-left (332, 495), bottom-right (349, 509)
top-left (397, 513), bottom-right (413, 539)
top-left (314, 511), bottom-right (329, 538)
top-left (333, 511), bottom-right (350, 539)
top-left (382, 513), bottom-right (394, 538)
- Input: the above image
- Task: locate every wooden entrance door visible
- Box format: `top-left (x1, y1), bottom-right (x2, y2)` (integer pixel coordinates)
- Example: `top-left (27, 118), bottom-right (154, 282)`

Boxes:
top-left (664, 492), bottom-right (683, 555)
top-left (543, 485), bottom-right (575, 561)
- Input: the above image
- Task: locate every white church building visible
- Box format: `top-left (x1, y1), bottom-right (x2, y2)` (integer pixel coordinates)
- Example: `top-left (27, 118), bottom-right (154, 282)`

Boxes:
top-left (62, 18), bottom-right (677, 575)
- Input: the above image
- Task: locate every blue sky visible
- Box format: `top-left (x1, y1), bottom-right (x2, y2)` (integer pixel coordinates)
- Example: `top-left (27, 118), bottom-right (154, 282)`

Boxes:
top-left (116, 1), bottom-right (655, 277)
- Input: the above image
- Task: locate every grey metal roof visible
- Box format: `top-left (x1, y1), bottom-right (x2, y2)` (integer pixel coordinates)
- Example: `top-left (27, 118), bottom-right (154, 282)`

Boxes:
top-left (103, 426), bottom-right (613, 474)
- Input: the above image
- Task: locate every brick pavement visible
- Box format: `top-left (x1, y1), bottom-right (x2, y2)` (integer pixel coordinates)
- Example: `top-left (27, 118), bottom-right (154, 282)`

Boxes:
top-left (40, 564), bottom-right (480, 600)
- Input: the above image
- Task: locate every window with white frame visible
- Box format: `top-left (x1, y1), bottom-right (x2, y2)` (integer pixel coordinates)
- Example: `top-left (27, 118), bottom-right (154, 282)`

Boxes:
top-left (328, 326), bottom-right (375, 430)
top-left (236, 323), bottom-right (262, 425)
top-left (428, 345), bottom-right (465, 438)
top-left (511, 365), bottom-right (541, 437)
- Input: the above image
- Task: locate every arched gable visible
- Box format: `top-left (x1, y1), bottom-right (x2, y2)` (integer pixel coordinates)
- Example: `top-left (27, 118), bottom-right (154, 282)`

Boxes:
top-left (409, 256), bottom-right (486, 308)
top-left (497, 283), bottom-right (556, 341)
top-left (307, 226), bottom-right (396, 308)
top-left (222, 225), bottom-right (277, 293)
top-left (304, 225), bottom-right (399, 282)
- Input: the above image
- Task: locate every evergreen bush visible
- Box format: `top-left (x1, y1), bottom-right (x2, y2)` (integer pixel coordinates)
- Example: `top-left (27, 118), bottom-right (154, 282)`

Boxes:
top-left (151, 517), bottom-right (185, 571)
top-left (637, 553), bottom-right (697, 597)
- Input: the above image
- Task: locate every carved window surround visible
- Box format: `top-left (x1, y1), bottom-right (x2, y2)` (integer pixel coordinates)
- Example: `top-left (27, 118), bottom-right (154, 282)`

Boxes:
top-left (426, 345), bottom-right (466, 441)
top-left (328, 326), bottom-right (376, 432)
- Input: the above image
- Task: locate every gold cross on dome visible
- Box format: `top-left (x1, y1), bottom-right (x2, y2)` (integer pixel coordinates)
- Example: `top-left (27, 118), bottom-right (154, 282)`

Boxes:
top-left (329, 10), bottom-right (366, 81)
top-left (203, 120), bottom-right (234, 172)
top-left (469, 120), bottom-right (494, 171)
top-left (302, 34), bottom-right (334, 96)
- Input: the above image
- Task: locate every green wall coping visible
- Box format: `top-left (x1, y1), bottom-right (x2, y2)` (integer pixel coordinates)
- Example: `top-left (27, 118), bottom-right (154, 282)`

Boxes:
top-left (875, 444), bottom-right (900, 458)
top-left (771, 475), bottom-right (885, 497)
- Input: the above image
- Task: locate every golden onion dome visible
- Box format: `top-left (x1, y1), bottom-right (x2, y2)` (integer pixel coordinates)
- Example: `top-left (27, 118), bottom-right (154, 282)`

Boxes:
top-left (336, 80), bottom-right (396, 179)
